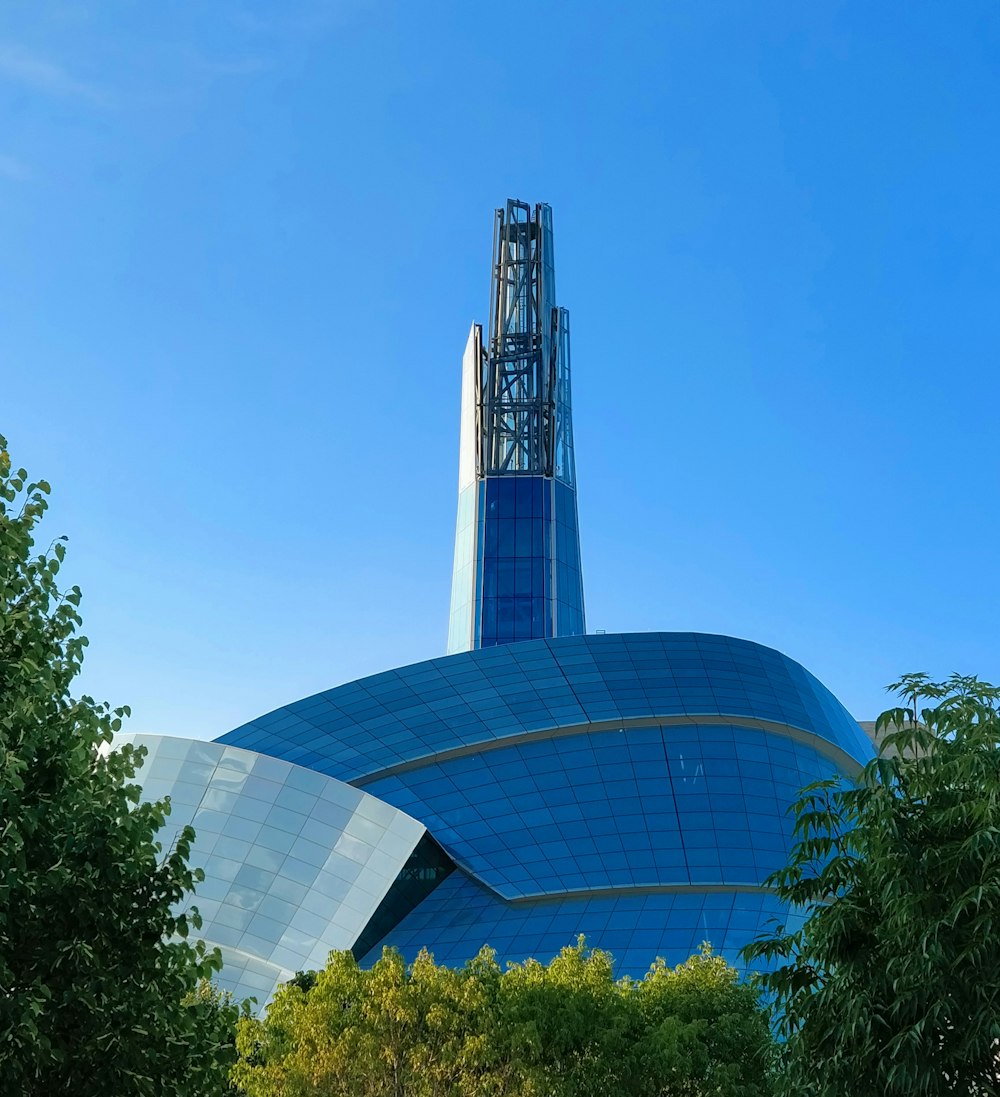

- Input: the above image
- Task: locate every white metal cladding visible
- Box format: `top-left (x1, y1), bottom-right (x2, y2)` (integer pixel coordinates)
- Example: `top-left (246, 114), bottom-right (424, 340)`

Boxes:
top-left (116, 734), bottom-right (426, 1009)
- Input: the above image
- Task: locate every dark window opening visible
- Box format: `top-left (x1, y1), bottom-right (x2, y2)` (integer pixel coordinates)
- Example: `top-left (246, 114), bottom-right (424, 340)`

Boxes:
top-left (351, 834), bottom-right (455, 962)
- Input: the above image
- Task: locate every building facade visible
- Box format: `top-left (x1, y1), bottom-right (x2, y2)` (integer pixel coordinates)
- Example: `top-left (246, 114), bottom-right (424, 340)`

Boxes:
top-left (447, 200), bottom-right (585, 654)
top-left (128, 201), bottom-right (873, 1008)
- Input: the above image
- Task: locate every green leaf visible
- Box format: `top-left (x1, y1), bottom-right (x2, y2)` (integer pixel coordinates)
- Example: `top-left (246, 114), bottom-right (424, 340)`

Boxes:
top-left (0, 441), bottom-right (244, 1095)
top-left (744, 672), bottom-right (1000, 1095)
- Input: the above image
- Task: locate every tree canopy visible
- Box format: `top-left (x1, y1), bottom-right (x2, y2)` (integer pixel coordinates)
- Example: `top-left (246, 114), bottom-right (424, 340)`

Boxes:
top-left (743, 673), bottom-right (1000, 1096)
top-left (0, 438), bottom-right (239, 1095)
top-left (233, 939), bottom-right (777, 1097)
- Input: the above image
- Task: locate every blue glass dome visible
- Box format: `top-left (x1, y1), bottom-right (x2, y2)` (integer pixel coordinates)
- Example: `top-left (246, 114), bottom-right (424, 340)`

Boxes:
top-left (215, 632), bottom-right (871, 977)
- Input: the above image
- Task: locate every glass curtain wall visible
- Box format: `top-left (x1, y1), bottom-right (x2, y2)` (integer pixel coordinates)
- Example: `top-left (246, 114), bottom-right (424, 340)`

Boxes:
top-left (447, 200), bottom-right (585, 652)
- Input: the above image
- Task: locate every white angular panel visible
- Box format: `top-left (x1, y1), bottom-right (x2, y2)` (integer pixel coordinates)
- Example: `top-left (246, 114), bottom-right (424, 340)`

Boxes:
top-left (115, 734), bottom-right (425, 1010)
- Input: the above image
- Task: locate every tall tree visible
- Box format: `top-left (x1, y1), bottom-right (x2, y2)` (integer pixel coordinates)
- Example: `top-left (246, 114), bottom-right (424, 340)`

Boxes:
top-left (492, 938), bottom-right (629, 1097)
top-left (631, 948), bottom-right (777, 1097)
top-left (233, 940), bottom-right (776, 1096)
top-left (0, 438), bottom-right (239, 1095)
top-left (743, 673), bottom-right (1000, 1096)
top-left (234, 947), bottom-right (511, 1097)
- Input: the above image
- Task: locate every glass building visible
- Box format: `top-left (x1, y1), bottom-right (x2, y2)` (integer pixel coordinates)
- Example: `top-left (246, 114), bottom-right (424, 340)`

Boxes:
top-left (117, 736), bottom-right (428, 1004)
top-left (448, 200), bottom-right (585, 653)
top-left (127, 200), bottom-right (873, 1010)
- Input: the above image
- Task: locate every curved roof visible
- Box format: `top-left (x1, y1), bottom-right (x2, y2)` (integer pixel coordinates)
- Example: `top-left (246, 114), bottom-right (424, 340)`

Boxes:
top-left (217, 632), bottom-right (872, 783)
top-left (117, 734), bottom-right (426, 1008)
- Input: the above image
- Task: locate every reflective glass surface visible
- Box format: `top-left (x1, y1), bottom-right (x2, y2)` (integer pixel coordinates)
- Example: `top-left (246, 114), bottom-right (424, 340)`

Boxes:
top-left (360, 870), bottom-right (803, 980)
top-left (363, 725), bottom-right (840, 899)
top-left (448, 476), bottom-right (585, 652)
top-left (351, 834), bottom-right (455, 961)
top-left (553, 479), bottom-right (584, 636)
top-left (119, 735), bottom-right (425, 1008)
top-left (447, 201), bottom-right (584, 653)
top-left (480, 476), bottom-right (555, 647)
top-left (446, 482), bottom-right (480, 654)
top-left (212, 632), bottom-right (871, 986)
top-left (219, 633), bottom-right (873, 784)
top-left (553, 307), bottom-right (575, 486)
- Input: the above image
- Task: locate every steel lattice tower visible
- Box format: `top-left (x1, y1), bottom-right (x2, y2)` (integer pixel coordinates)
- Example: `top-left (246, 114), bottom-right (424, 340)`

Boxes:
top-left (447, 200), bottom-right (585, 652)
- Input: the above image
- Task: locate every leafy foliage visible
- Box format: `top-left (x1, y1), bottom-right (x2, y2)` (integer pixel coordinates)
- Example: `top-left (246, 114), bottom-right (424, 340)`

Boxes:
top-left (233, 939), bottom-right (776, 1096)
top-left (0, 438), bottom-right (240, 1095)
top-left (743, 673), bottom-right (1000, 1096)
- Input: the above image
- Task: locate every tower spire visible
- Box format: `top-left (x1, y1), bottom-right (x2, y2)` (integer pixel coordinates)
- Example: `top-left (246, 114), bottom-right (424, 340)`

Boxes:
top-left (447, 200), bottom-right (585, 653)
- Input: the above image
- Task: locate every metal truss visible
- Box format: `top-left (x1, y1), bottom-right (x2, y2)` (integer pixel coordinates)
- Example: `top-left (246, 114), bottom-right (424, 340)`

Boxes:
top-left (480, 200), bottom-right (560, 476)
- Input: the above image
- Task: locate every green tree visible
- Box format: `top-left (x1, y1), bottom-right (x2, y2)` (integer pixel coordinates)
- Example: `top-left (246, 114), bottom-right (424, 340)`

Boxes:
top-left (0, 438), bottom-right (240, 1095)
top-left (493, 939), bottom-right (628, 1097)
top-left (743, 673), bottom-right (1000, 1096)
top-left (234, 939), bottom-right (776, 1096)
top-left (234, 946), bottom-right (512, 1097)
top-left (630, 947), bottom-right (777, 1097)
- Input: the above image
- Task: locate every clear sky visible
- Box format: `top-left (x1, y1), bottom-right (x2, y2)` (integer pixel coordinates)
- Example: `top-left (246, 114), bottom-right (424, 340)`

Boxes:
top-left (3, 2), bottom-right (998, 739)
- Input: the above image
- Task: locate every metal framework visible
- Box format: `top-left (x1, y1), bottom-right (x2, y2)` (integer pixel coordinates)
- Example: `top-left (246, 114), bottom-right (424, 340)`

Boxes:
top-left (448, 198), bottom-right (584, 654)
top-left (481, 200), bottom-right (559, 476)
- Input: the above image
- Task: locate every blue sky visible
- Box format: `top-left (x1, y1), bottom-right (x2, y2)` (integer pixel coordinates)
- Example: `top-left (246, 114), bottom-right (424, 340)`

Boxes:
top-left (3, 1), bottom-right (998, 738)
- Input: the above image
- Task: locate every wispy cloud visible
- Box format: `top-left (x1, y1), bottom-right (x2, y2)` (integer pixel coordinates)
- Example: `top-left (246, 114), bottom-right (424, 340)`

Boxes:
top-left (0, 154), bottom-right (30, 181)
top-left (0, 42), bottom-right (107, 104)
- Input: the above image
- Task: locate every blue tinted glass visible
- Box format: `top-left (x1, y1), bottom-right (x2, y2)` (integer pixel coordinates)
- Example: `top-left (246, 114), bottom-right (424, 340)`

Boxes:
top-left (496, 517), bottom-right (515, 556)
top-left (515, 477), bottom-right (533, 518)
top-left (363, 722), bottom-right (846, 900)
top-left (361, 870), bottom-right (806, 981)
top-left (514, 518), bottom-right (533, 557)
top-left (217, 636), bottom-right (868, 978)
top-left (532, 519), bottom-right (545, 558)
top-left (482, 511), bottom-right (498, 556)
top-left (497, 559), bottom-right (515, 597)
top-left (497, 478), bottom-right (515, 517)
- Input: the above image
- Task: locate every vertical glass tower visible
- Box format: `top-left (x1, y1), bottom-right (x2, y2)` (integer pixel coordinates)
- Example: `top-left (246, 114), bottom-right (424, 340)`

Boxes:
top-left (138, 196), bottom-right (874, 1007)
top-left (447, 199), bottom-right (586, 653)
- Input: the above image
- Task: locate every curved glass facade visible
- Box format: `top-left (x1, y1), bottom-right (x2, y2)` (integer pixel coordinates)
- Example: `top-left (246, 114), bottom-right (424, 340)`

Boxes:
top-left (129, 634), bottom-right (867, 1006)
top-left (118, 735), bottom-right (426, 1005)
top-left (357, 871), bottom-right (805, 978)
top-left (219, 632), bottom-right (870, 784)
top-left (206, 633), bottom-right (872, 991)
top-left (362, 725), bottom-right (842, 898)
top-left (122, 202), bottom-right (873, 1008)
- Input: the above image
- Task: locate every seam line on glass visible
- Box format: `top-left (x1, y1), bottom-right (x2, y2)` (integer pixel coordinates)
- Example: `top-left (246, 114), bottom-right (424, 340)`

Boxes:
top-left (201, 942), bottom-right (292, 971)
top-left (350, 713), bottom-right (863, 787)
top-left (505, 882), bottom-right (778, 905)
